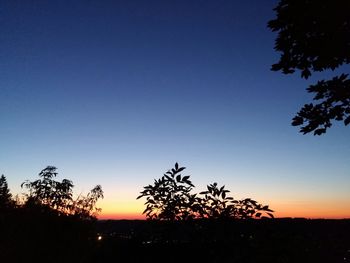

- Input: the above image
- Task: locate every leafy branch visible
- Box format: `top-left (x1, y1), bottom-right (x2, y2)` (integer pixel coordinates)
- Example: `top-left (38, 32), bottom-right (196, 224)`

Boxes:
top-left (137, 163), bottom-right (274, 220)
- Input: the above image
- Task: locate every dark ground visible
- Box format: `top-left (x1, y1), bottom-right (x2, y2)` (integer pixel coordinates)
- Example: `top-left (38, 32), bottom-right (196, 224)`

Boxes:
top-left (2, 212), bottom-right (350, 263)
top-left (93, 218), bottom-right (350, 263)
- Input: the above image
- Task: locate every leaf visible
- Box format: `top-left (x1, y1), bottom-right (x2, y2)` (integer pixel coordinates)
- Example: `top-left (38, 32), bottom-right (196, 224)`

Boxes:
top-left (164, 175), bottom-right (173, 181)
top-left (177, 167), bottom-right (185, 173)
top-left (175, 162), bottom-right (179, 170)
top-left (301, 68), bottom-right (311, 79)
top-left (176, 175), bottom-right (181, 182)
top-left (292, 116), bottom-right (304, 126)
top-left (314, 128), bottom-right (326, 136)
top-left (143, 207), bottom-right (151, 214)
top-left (344, 116), bottom-right (350, 126)
top-left (182, 175), bottom-right (190, 181)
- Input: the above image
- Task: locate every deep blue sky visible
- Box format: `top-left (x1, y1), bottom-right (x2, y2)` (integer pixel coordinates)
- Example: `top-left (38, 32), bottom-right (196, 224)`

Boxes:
top-left (1, 0), bottom-right (349, 218)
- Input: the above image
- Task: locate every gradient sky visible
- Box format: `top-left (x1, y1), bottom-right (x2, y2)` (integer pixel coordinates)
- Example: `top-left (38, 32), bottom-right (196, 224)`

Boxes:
top-left (1, 0), bottom-right (349, 219)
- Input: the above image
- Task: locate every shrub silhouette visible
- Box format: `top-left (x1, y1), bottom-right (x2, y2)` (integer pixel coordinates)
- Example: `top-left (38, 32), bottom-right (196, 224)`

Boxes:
top-left (137, 163), bottom-right (197, 220)
top-left (72, 184), bottom-right (104, 219)
top-left (137, 163), bottom-right (274, 220)
top-left (22, 166), bottom-right (103, 219)
top-left (198, 183), bottom-right (274, 219)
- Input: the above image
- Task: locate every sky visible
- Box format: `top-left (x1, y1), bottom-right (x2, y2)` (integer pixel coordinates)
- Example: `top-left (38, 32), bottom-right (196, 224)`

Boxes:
top-left (1, 0), bottom-right (349, 219)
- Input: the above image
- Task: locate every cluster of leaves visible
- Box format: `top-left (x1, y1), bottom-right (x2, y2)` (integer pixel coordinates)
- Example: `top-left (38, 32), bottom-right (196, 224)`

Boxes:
top-left (268, 0), bottom-right (350, 135)
top-left (291, 74), bottom-right (350, 135)
top-left (197, 183), bottom-right (273, 219)
top-left (137, 163), bottom-right (274, 220)
top-left (72, 185), bottom-right (104, 219)
top-left (137, 163), bottom-right (197, 220)
top-left (0, 167), bottom-right (103, 263)
top-left (20, 166), bottom-right (104, 220)
top-left (21, 166), bottom-right (74, 214)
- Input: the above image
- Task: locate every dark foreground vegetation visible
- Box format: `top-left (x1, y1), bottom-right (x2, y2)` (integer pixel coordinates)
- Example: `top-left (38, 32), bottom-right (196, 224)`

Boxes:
top-left (1, 164), bottom-right (349, 263)
top-left (0, 167), bottom-right (103, 263)
top-left (137, 163), bottom-right (274, 220)
top-left (1, 207), bottom-right (97, 263)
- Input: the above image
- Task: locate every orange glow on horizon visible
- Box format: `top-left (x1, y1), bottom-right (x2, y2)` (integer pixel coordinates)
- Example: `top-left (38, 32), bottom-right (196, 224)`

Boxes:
top-left (98, 212), bottom-right (145, 220)
top-left (270, 199), bottom-right (350, 219)
top-left (98, 211), bottom-right (350, 220)
top-left (97, 196), bottom-right (350, 220)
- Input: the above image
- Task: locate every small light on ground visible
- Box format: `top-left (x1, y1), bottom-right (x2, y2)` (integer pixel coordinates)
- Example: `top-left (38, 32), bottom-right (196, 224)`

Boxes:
top-left (97, 235), bottom-right (102, 241)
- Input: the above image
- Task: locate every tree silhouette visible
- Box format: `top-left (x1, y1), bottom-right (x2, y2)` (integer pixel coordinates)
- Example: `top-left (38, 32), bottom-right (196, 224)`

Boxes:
top-left (72, 185), bottom-right (104, 219)
top-left (268, 0), bottom-right (350, 135)
top-left (21, 166), bottom-right (74, 215)
top-left (22, 166), bottom-right (103, 219)
top-left (0, 166), bottom-right (104, 263)
top-left (137, 163), bottom-right (197, 220)
top-left (137, 163), bottom-right (274, 220)
top-left (0, 175), bottom-right (14, 209)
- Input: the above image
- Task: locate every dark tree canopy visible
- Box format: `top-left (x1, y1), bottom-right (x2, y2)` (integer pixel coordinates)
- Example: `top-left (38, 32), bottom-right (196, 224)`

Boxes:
top-left (22, 166), bottom-right (103, 219)
top-left (2, 167), bottom-right (104, 263)
top-left (21, 166), bottom-right (74, 214)
top-left (268, 0), bottom-right (350, 135)
top-left (0, 175), bottom-right (13, 209)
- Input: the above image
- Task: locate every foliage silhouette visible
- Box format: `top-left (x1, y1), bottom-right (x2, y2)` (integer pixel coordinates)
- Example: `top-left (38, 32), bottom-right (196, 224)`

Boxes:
top-left (197, 182), bottom-right (232, 219)
top-left (137, 163), bottom-right (197, 220)
top-left (268, 0), bottom-right (350, 135)
top-left (137, 163), bottom-right (274, 220)
top-left (198, 182), bottom-right (274, 219)
top-left (22, 166), bottom-right (103, 219)
top-left (1, 166), bottom-right (104, 263)
top-left (21, 166), bottom-right (74, 214)
top-left (0, 175), bottom-right (14, 210)
top-left (72, 184), bottom-right (104, 219)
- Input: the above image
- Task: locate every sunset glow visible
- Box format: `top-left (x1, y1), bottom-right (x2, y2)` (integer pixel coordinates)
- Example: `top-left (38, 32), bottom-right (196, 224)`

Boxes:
top-left (2, 0), bottom-right (350, 220)
top-left (97, 197), bottom-right (350, 220)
